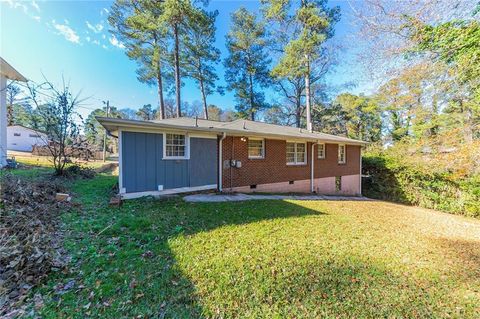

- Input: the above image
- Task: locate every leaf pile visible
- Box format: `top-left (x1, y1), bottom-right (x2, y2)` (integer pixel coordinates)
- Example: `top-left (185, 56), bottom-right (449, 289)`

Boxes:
top-left (0, 174), bottom-right (70, 316)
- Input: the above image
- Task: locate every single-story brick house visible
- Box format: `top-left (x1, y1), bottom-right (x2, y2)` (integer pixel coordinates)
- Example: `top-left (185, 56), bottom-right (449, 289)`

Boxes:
top-left (97, 117), bottom-right (367, 199)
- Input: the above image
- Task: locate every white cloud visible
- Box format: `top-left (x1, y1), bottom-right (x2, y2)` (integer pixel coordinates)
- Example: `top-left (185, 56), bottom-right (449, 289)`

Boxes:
top-left (33, 16), bottom-right (41, 22)
top-left (100, 8), bottom-right (109, 16)
top-left (86, 36), bottom-right (91, 42)
top-left (109, 35), bottom-right (125, 49)
top-left (102, 44), bottom-right (108, 50)
top-left (6, 0), bottom-right (29, 14)
top-left (92, 39), bottom-right (100, 45)
top-left (86, 21), bottom-right (104, 33)
top-left (31, 0), bottom-right (40, 12)
top-left (53, 21), bottom-right (80, 44)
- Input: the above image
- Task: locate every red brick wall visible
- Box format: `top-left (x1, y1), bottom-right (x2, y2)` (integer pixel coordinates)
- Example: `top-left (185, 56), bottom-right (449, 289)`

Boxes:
top-left (314, 143), bottom-right (360, 178)
top-left (221, 136), bottom-right (360, 189)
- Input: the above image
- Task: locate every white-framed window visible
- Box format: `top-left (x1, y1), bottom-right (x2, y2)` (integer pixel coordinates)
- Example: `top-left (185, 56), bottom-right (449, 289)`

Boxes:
top-left (286, 141), bottom-right (306, 165)
top-left (248, 138), bottom-right (265, 159)
top-left (338, 144), bottom-right (346, 164)
top-left (163, 133), bottom-right (189, 159)
top-left (317, 143), bottom-right (325, 159)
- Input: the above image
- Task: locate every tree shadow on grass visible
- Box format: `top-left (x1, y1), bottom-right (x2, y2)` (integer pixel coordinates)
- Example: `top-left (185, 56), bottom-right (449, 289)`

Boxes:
top-left (39, 174), bottom-right (480, 318)
top-left (39, 175), bottom-right (327, 318)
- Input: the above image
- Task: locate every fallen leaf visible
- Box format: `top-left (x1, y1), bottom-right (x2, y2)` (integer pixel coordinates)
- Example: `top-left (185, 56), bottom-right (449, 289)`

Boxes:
top-left (129, 279), bottom-right (137, 289)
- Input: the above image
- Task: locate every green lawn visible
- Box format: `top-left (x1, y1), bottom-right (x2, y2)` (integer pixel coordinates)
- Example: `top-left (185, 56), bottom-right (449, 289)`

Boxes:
top-left (33, 173), bottom-right (480, 318)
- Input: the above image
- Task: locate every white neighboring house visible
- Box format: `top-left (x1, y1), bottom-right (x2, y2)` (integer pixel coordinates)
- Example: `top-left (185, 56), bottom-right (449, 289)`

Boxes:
top-left (7, 125), bottom-right (48, 152)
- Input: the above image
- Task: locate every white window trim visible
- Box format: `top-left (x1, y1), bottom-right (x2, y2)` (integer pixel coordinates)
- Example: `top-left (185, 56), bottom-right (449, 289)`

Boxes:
top-left (286, 141), bottom-right (307, 166)
top-left (247, 138), bottom-right (265, 159)
top-left (338, 144), bottom-right (346, 164)
top-left (163, 133), bottom-right (190, 160)
top-left (317, 143), bottom-right (326, 159)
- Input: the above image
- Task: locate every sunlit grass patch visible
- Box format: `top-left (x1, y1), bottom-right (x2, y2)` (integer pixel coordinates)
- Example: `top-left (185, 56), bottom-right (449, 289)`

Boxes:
top-left (36, 175), bottom-right (480, 318)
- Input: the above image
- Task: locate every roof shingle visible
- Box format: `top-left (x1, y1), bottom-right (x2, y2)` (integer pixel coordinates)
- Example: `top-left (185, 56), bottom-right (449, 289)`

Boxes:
top-left (96, 116), bottom-right (367, 145)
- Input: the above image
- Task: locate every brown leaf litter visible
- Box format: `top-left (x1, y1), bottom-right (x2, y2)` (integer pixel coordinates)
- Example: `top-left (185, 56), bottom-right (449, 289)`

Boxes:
top-left (0, 174), bottom-right (72, 317)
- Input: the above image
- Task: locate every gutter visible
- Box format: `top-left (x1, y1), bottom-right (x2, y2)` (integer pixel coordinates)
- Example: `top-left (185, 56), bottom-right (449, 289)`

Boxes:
top-left (96, 116), bottom-right (368, 146)
top-left (218, 132), bottom-right (227, 192)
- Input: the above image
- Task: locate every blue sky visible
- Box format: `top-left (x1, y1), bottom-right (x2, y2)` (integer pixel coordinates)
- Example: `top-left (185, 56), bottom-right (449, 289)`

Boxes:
top-left (1, 0), bottom-right (367, 119)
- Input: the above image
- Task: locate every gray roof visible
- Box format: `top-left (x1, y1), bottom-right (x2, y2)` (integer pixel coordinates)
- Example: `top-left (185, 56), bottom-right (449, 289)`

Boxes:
top-left (150, 117), bottom-right (228, 129)
top-left (96, 116), bottom-right (367, 145)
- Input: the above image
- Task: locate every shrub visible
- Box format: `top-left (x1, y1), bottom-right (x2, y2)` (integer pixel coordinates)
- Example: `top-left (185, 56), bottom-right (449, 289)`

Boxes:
top-left (362, 155), bottom-right (480, 217)
top-left (63, 165), bottom-right (96, 179)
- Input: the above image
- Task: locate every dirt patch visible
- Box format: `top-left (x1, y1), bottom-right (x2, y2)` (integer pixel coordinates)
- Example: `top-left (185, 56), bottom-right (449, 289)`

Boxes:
top-left (0, 174), bottom-right (72, 316)
top-left (94, 162), bottom-right (118, 174)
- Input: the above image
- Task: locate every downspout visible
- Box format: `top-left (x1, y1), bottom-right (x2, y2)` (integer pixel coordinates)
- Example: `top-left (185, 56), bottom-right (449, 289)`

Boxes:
top-left (218, 132), bottom-right (227, 192)
top-left (310, 142), bottom-right (315, 193)
top-left (118, 128), bottom-right (125, 195)
top-left (359, 146), bottom-right (362, 196)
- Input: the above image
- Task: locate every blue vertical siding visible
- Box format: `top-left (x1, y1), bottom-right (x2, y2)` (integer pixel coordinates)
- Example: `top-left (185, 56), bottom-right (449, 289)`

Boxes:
top-left (121, 131), bottom-right (217, 193)
top-left (189, 138), bottom-right (217, 187)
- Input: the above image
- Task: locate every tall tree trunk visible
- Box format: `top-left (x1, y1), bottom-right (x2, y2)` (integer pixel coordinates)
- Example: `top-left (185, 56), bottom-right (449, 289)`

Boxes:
top-left (295, 98), bottom-right (301, 128)
top-left (305, 55), bottom-right (312, 132)
top-left (157, 60), bottom-right (165, 120)
top-left (7, 104), bottom-right (13, 126)
top-left (249, 73), bottom-right (255, 121)
top-left (198, 58), bottom-right (208, 120)
top-left (153, 34), bottom-right (165, 120)
top-left (174, 23), bottom-right (181, 117)
top-left (293, 83), bottom-right (302, 128)
top-left (200, 78), bottom-right (208, 120)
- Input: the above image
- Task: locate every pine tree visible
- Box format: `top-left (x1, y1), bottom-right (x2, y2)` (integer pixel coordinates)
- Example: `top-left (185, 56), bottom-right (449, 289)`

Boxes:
top-left (183, 9), bottom-right (221, 119)
top-left (333, 93), bottom-right (382, 142)
top-left (160, 0), bottom-right (197, 117)
top-left (262, 0), bottom-right (338, 130)
top-left (109, 0), bottom-right (170, 119)
top-left (224, 8), bottom-right (271, 121)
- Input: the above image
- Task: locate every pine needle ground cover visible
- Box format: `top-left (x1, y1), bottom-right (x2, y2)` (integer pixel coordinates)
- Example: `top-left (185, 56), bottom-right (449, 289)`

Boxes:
top-left (36, 174), bottom-right (480, 318)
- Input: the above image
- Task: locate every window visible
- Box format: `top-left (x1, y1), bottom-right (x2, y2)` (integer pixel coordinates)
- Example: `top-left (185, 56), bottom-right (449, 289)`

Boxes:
top-left (13, 133), bottom-right (21, 137)
top-left (164, 133), bottom-right (188, 159)
top-left (248, 138), bottom-right (264, 159)
top-left (29, 134), bottom-right (41, 138)
top-left (338, 144), bottom-right (346, 164)
top-left (335, 176), bottom-right (342, 191)
top-left (317, 143), bottom-right (325, 159)
top-left (286, 142), bottom-right (306, 165)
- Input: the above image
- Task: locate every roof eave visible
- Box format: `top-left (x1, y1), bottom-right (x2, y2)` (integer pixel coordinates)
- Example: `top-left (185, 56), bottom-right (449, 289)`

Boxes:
top-left (96, 117), bottom-right (368, 146)
top-left (0, 57), bottom-right (27, 82)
